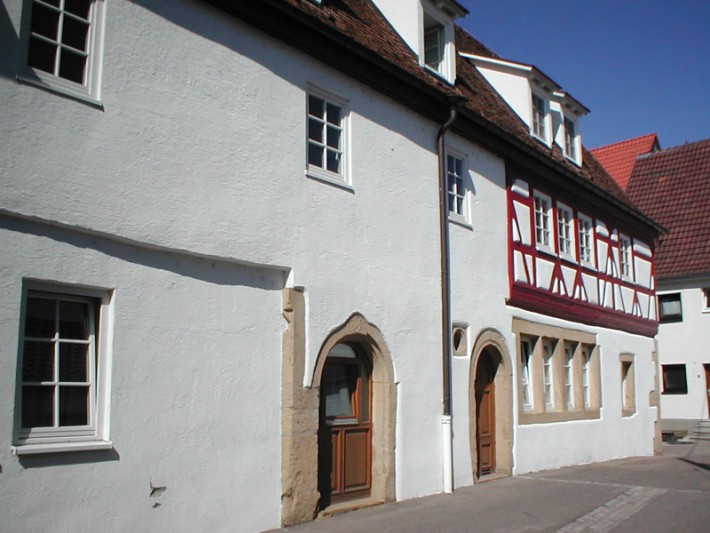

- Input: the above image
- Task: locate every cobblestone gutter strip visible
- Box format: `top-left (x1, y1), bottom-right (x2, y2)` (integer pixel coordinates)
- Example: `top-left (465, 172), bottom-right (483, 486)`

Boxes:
top-left (555, 486), bottom-right (667, 533)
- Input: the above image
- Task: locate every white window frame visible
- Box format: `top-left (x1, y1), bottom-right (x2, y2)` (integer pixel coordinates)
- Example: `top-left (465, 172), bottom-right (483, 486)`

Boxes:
top-left (619, 234), bottom-right (633, 280)
top-left (531, 92), bottom-right (548, 143)
top-left (582, 345), bottom-right (592, 409)
top-left (556, 203), bottom-right (575, 261)
top-left (420, 7), bottom-right (454, 83)
top-left (534, 191), bottom-right (553, 253)
top-left (446, 150), bottom-right (469, 225)
top-left (520, 338), bottom-right (533, 411)
top-left (12, 282), bottom-right (112, 455)
top-left (563, 116), bottom-right (579, 163)
top-left (542, 339), bottom-right (555, 409)
top-left (577, 213), bottom-right (595, 268)
top-left (17, 0), bottom-right (106, 106)
top-left (306, 86), bottom-right (350, 189)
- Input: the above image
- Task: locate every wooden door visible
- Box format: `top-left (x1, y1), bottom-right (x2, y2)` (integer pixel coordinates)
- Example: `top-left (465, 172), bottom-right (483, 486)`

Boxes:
top-left (705, 365), bottom-right (710, 417)
top-left (476, 351), bottom-right (496, 476)
top-left (318, 344), bottom-right (372, 507)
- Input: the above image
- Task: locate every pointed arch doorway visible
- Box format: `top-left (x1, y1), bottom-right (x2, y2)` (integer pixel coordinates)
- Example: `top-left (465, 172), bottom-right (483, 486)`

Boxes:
top-left (318, 342), bottom-right (372, 506)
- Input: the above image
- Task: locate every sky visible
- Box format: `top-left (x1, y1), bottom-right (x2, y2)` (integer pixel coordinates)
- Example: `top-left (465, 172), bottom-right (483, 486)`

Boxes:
top-left (457, 0), bottom-right (710, 150)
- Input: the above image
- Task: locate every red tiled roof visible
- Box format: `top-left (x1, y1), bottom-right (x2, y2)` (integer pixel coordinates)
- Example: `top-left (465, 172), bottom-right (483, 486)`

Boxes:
top-left (591, 134), bottom-right (660, 191)
top-left (625, 139), bottom-right (710, 279)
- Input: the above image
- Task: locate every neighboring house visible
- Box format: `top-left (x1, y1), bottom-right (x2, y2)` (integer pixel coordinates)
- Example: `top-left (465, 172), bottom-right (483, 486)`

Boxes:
top-left (594, 136), bottom-right (710, 435)
top-left (1, 1), bottom-right (661, 531)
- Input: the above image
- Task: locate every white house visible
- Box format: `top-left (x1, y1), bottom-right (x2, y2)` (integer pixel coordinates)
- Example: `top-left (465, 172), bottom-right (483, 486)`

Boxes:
top-left (594, 136), bottom-right (710, 437)
top-left (0, 1), bottom-right (662, 531)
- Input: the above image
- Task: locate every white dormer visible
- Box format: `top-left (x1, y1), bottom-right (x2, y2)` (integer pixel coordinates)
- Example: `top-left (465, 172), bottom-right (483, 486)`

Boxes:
top-left (460, 53), bottom-right (588, 165)
top-left (371, 0), bottom-right (468, 84)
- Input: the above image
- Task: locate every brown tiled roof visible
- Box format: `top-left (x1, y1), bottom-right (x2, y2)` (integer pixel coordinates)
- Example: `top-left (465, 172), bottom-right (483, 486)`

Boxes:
top-left (625, 139), bottom-right (710, 279)
top-left (591, 134), bottom-right (660, 190)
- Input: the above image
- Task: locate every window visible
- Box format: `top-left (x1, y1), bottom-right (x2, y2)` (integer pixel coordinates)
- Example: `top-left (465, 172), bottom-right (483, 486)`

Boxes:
top-left (703, 288), bottom-right (710, 311)
top-left (531, 93), bottom-right (547, 141)
top-left (564, 117), bottom-right (577, 160)
top-left (619, 235), bottom-right (633, 279)
top-left (658, 293), bottom-right (683, 323)
top-left (520, 339), bottom-right (533, 411)
top-left (423, 14), bottom-right (444, 73)
top-left (13, 285), bottom-right (111, 454)
top-left (20, 0), bottom-right (105, 102)
top-left (581, 345), bottom-right (592, 409)
top-left (557, 205), bottom-right (574, 258)
top-left (534, 193), bottom-right (552, 250)
top-left (564, 342), bottom-right (576, 409)
top-left (514, 319), bottom-right (600, 424)
top-left (447, 153), bottom-right (466, 220)
top-left (578, 214), bottom-right (594, 266)
top-left (307, 90), bottom-right (348, 185)
top-left (620, 355), bottom-right (635, 416)
top-left (662, 364), bottom-right (688, 394)
top-left (542, 339), bottom-right (555, 408)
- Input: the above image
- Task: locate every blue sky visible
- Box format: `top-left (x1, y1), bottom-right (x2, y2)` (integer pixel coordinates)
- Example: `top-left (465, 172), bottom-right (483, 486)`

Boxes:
top-left (457, 0), bottom-right (710, 150)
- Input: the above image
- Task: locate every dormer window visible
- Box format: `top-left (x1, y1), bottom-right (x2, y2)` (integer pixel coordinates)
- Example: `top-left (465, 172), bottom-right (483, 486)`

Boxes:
top-left (564, 117), bottom-right (578, 161)
top-left (532, 93), bottom-right (547, 142)
top-left (424, 15), bottom-right (444, 72)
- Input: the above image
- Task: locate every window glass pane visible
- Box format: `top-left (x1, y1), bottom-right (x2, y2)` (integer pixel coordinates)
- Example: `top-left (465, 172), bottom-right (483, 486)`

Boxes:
top-left (59, 386), bottom-right (89, 426)
top-left (58, 49), bottom-right (86, 84)
top-left (360, 364), bottom-right (369, 422)
top-left (28, 37), bottom-right (57, 73)
top-left (308, 118), bottom-right (323, 143)
top-left (308, 143), bottom-right (322, 168)
top-left (22, 341), bottom-right (54, 382)
top-left (62, 16), bottom-right (90, 51)
top-left (661, 299), bottom-right (681, 316)
top-left (326, 125), bottom-right (340, 150)
top-left (326, 103), bottom-right (341, 125)
top-left (59, 300), bottom-right (89, 339)
top-left (25, 297), bottom-right (55, 338)
top-left (326, 149), bottom-right (340, 173)
top-left (59, 343), bottom-right (88, 382)
top-left (308, 95), bottom-right (324, 118)
top-left (65, 0), bottom-right (92, 19)
top-left (31, 2), bottom-right (60, 40)
top-left (22, 386), bottom-right (54, 428)
top-left (323, 364), bottom-right (354, 417)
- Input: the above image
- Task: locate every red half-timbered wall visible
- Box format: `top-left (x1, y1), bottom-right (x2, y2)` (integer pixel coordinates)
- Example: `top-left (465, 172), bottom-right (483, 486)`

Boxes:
top-left (507, 174), bottom-right (658, 337)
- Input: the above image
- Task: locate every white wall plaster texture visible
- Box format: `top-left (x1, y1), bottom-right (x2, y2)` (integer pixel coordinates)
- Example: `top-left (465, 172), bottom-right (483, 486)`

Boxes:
top-left (656, 281), bottom-right (710, 420)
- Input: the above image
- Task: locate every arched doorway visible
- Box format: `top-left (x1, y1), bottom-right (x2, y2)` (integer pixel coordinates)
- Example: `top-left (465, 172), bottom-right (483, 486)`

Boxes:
top-left (475, 349), bottom-right (497, 476)
top-left (469, 329), bottom-right (514, 480)
top-left (318, 343), bottom-right (372, 507)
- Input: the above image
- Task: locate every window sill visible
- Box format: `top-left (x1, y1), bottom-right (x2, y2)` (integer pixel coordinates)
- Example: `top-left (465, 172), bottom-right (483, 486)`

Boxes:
top-left (16, 71), bottom-right (103, 109)
top-left (519, 408), bottom-right (600, 424)
top-left (449, 214), bottom-right (472, 230)
top-left (306, 168), bottom-right (354, 192)
top-left (11, 440), bottom-right (113, 456)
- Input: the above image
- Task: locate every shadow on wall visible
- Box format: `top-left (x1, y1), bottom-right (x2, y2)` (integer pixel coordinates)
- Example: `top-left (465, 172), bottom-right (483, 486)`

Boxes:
top-left (0, 214), bottom-right (288, 290)
top-left (0, 2), bottom-right (19, 81)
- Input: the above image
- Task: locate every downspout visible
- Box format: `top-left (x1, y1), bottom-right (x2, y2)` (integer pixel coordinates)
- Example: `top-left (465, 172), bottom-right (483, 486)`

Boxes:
top-left (437, 94), bottom-right (467, 494)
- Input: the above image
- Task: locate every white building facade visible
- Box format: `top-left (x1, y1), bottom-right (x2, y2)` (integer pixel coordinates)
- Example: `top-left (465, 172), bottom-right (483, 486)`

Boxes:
top-left (0, 1), bottom-right (662, 531)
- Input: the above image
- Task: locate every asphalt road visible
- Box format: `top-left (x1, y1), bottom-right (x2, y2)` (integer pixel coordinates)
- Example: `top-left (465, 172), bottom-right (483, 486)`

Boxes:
top-left (266, 440), bottom-right (710, 533)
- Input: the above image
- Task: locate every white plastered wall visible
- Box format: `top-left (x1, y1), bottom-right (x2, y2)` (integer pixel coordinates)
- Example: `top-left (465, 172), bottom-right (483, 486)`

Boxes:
top-left (657, 279), bottom-right (710, 420)
top-left (0, 0), bottom-right (448, 528)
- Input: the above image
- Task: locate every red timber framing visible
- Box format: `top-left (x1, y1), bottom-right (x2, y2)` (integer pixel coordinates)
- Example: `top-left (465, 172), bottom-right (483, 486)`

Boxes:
top-left (506, 169), bottom-right (658, 337)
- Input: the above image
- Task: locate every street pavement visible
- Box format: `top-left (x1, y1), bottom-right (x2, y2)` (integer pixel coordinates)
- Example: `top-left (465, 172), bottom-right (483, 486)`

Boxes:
top-left (265, 440), bottom-right (710, 532)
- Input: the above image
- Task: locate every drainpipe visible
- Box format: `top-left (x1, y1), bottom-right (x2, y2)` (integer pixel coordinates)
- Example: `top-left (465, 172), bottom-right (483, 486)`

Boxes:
top-left (437, 94), bottom-right (467, 494)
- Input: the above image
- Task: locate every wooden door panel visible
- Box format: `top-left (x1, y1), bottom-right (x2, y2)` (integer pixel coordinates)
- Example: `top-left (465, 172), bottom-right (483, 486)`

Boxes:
top-left (343, 428), bottom-right (370, 491)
